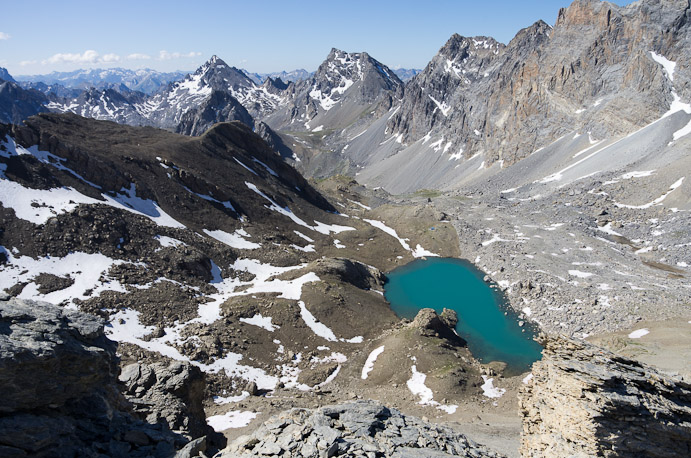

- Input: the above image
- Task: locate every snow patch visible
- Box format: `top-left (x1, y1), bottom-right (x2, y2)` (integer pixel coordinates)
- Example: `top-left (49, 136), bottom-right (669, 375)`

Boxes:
top-left (203, 228), bottom-right (261, 249)
top-left (298, 300), bottom-right (338, 342)
top-left (239, 314), bottom-right (279, 332)
top-left (650, 51), bottom-right (676, 82)
top-left (568, 270), bottom-right (594, 279)
top-left (480, 375), bottom-right (505, 398)
top-left (361, 346), bottom-right (385, 380)
top-left (428, 95), bottom-right (451, 116)
top-left (207, 411), bottom-right (258, 431)
top-left (407, 364), bottom-right (458, 414)
top-left (628, 328), bottom-right (649, 339)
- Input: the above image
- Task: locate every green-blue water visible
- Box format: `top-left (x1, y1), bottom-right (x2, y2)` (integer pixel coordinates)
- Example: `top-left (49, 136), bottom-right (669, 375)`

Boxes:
top-left (385, 257), bottom-right (542, 374)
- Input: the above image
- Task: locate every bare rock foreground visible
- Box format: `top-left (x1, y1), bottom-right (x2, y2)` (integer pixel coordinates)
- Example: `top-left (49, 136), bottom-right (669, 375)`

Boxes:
top-left (519, 336), bottom-right (691, 457)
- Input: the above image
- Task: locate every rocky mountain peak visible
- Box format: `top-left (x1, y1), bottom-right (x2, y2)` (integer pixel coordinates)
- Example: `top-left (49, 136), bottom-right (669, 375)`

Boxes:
top-left (262, 76), bottom-right (288, 92)
top-left (193, 55), bottom-right (254, 91)
top-left (555, 0), bottom-right (615, 28)
top-left (507, 20), bottom-right (552, 49)
top-left (308, 48), bottom-right (403, 110)
top-left (439, 34), bottom-right (504, 60)
top-left (0, 67), bottom-right (15, 83)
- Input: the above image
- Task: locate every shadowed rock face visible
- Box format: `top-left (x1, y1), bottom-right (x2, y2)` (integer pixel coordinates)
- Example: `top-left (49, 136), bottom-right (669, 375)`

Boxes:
top-left (519, 336), bottom-right (691, 457)
top-left (0, 295), bottom-right (203, 457)
top-left (0, 80), bottom-right (49, 125)
top-left (176, 90), bottom-right (254, 136)
top-left (0, 295), bottom-right (117, 414)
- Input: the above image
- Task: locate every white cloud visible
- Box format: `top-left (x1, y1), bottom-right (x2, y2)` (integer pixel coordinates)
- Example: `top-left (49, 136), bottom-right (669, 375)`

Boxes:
top-left (43, 50), bottom-right (100, 65)
top-left (158, 50), bottom-right (201, 60)
top-left (101, 53), bottom-right (121, 63)
top-left (20, 60), bottom-right (37, 66)
top-left (41, 50), bottom-right (128, 66)
top-left (127, 53), bottom-right (151, 60)
top-left (0, 32), bottom-right (10, 40)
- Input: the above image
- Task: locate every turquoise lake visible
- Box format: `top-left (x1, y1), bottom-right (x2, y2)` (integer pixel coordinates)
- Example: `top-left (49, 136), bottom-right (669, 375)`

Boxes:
top-left (384, 257), bottom-right (542, 375)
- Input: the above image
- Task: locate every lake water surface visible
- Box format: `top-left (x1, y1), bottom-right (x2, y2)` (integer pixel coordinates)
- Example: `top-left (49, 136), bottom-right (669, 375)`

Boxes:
top-left (384, 257), bottom-right (542, 375)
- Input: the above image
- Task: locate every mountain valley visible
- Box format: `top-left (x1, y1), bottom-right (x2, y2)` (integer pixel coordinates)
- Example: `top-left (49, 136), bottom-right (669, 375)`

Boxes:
top-left (1, 0), bottom-right (690, 457)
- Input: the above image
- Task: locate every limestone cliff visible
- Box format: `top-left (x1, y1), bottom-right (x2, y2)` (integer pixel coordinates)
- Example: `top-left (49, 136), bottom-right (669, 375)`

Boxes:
top-left (519, 336), bottom-right (691, 457)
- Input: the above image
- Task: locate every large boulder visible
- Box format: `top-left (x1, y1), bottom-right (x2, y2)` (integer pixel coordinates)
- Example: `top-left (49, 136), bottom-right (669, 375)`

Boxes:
top-left (120, 361), bottom-right (212, 439)
top-left (0, 295), bottom-right (117, 413)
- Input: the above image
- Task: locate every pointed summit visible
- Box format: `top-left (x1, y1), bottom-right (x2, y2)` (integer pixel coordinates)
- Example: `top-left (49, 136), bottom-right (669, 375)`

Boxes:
top-left (191, 56), bottom-right (255, 91)
top-left (0, 67), bottom-right (16, 83)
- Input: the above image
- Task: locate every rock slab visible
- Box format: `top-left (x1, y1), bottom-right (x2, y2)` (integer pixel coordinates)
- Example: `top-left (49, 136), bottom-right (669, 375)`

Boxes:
top-left (519, 335), bottom-right (691, 457)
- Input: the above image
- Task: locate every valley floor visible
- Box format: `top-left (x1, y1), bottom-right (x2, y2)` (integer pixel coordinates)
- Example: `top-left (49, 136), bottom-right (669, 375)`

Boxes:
top-left (305, 176), bottom-right (691, 455)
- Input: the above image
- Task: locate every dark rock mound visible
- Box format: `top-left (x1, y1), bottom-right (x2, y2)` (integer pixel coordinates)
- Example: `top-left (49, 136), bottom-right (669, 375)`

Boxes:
top-left (311, 257), bottom-right (385, 291)
top-left (410, 308), bottom-right (465, 345)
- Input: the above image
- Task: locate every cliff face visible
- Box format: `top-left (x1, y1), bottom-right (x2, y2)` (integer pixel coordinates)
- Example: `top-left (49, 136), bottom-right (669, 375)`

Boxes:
top-left (406, 0), bottom-right (691, 166)
top-left (0, 295), bottom-right (211, 457)
top-left (361, 0), bottom-right (691, 193)
top-left (519, 336), bottom-right (691, 457)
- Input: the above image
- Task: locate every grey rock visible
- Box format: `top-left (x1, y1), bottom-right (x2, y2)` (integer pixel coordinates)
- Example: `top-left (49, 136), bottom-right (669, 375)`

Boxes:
top-left (122, 361), bottom-right (212, 439)
top-left (174, 436), bottom-right (207, 458)
top-left (221, 400), bottom-right (503, 457)
top-left (0, 297), bottom-right (117, 413)
top-left (520, 335), bottom-right (691, 457)
top-left (124, 429), bottom-right (151, 446)
top-left (0, 297), bottom-right (193, 457)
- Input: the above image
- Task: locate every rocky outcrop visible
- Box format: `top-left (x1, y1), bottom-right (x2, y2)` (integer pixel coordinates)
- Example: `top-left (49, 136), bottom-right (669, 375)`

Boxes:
top-left (120, 361), bottom-right (212, 440)
top-left (223, 400), bottom-right (505, 457)
top-left (175, 90), bottom-right (254, 136)
top-left (310, 257), bottom-right (386, 291)
top-left (519, 336), bottom-right (691, 457)
top-left (0, 295), bottom-right (197, 457)
top-left (410, 308), bottom-right (463, 344)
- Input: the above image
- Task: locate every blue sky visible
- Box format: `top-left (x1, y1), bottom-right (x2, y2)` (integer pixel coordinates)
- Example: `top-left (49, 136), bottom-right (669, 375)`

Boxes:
top-left (1, 0), bottom-right (634, 76)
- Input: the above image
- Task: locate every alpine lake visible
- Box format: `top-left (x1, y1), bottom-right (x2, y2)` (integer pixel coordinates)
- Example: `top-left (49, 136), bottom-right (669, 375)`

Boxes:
top-left (384, 257), bottom-right (543, 375)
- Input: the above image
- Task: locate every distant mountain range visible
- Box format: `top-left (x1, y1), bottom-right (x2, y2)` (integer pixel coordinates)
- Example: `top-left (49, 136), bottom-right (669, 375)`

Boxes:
top-left (242, 68), bottom-right (313, 84)
top-left (14, 68), bottom-right (188, 95)
top-left (2, 0), bottom-right (690, 194)
top-left (391, 68), bottom-right (421, 82)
